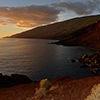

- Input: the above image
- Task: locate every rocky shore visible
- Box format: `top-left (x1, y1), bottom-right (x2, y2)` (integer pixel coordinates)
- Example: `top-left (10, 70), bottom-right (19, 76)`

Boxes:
top-left (78, 50), bottom-right (100, 73)
top-left (71, 50), bottom-right (100, 74)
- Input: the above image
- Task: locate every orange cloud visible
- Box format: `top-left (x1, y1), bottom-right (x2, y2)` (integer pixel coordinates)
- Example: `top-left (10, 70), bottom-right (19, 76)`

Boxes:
top-left (0, 19), bottom-right (7, 25)
top-left (0, 5), bottom-right (61, 28)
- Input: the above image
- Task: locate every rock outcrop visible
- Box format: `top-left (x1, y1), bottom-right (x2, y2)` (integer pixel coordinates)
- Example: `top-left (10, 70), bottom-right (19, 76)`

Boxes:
top-left (78, 51), bottom-right (100, 74)
top-left (0, 74), bottom-right (33, 88)
top-left (79, 64), bottom-right (88, 68)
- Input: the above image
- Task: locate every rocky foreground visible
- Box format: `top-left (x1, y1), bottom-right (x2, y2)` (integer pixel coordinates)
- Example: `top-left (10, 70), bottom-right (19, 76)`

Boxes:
top-left (0, 75), bottom-right (100, 100)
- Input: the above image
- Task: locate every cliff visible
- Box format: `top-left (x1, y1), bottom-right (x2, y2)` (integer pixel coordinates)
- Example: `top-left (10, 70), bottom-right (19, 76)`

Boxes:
top-left (56, 20), bottom-right (100, 49)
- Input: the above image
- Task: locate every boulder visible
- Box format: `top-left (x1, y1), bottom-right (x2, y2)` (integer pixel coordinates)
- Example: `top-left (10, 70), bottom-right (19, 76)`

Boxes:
top-left (79, 64), bottom-right (88, 68)
top-left (83, 58), bottom-right (90, 64)
top-left (71, 59), bottom-right (76, 62)
top-left (90, 68), bottom-right (98, 74)
top-left (78, 58), bottom-right (83, 62)
top-left (82, 54), bottom-right (88, 60)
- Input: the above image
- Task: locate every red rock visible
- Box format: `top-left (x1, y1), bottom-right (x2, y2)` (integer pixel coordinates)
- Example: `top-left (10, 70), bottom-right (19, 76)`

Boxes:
top-left (1, 75), bottom-right (100, 100)
top-left (90, 68), bottom-right (98, 74)
top-left (79, 64), bottom-right (88, 68)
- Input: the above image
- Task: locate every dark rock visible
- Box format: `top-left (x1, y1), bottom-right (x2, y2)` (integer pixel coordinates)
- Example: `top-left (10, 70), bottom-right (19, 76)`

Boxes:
top-left (77, 51), bottom-right (100, 74)
top-left (79, 64), bottom-right (88, 68)
top-left (91, 53), bottom-right (95, 57)
top-left (91, 64), bottom-right (100, 68)
top-left (0, 74), bottom-right (33, 88)
top-left (82, 54), bottom-right (88, 60)
top-left (78, 58), bottom-right (83, 62)
top-left (71, 60), bottom-right (76, 62)
top-left (60, 76), bottom-right (72, 80)
top-left (91, 62), bottom-right (95, 67)
top-left (83, 58), bottom-right (90, 64)
top-left (89, 55), bottom-right (94, 60)
top-left (90, 68), bottom-right (98, 74)
top-left (55, 76), bottom-right (60, 80)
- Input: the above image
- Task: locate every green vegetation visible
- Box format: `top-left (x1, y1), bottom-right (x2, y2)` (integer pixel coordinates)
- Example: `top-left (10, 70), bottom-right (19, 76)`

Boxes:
top-left (9, 15), bottom-right (100, 40)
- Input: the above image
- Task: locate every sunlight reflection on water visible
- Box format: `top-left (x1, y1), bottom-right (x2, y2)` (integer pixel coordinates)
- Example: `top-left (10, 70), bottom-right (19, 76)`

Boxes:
top-left (0, 38), bottom-right (98, 81)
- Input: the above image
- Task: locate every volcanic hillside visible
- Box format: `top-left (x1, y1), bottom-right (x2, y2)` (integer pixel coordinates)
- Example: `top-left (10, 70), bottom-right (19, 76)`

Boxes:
top-left (56, 19), bottom-right (100, 49)
top-left (9, 15), bottom-right (100, 40)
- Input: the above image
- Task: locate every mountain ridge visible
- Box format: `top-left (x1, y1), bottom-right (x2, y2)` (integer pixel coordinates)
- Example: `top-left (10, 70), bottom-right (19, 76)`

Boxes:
top-left (8, 14), bottom-right (100, 40)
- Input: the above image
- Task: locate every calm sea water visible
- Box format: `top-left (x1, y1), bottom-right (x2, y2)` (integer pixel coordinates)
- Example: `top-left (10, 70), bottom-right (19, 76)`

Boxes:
top-left (0, 38), bottom-right (98, 81)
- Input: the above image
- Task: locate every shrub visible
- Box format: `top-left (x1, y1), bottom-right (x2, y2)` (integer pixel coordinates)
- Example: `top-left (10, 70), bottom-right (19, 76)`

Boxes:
top-left (40, 78), bottom-right (52, 89)
top-left (35, 88), bottom-right (47, 97)
top-left (85, 84), bottom-right (100, 100)
top-left (49, 84), bottom-right (59, 91)
top-left (35, 78), bottom-right (59, 98)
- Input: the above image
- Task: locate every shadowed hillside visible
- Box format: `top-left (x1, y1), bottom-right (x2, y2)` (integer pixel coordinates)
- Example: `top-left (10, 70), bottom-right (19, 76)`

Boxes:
top-left (56, 20), bottom-right (100, 49)
top-left (9, 15), bottom-right (100, 40)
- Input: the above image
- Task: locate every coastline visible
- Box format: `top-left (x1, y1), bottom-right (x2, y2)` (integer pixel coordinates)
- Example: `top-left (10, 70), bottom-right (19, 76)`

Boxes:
top-left (1, 48), bottom-right (100, 99)
top-left (0, 39), bottom-right (100, 99)
top-left (52, 40), bottom-right (100, 50)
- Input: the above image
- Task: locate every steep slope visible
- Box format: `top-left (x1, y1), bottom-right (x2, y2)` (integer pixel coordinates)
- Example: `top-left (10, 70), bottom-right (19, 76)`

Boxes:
top-left (9, 15), bottom-right (100, 40)
top-left (56, 20), bottom-right (100, 49)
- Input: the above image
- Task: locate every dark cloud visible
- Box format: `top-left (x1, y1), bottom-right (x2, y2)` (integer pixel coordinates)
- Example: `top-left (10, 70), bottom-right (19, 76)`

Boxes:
top-left (0, 5), bottom-right (61, 28)
top-left (0, 0), bottom-right (100, 28)
top-left (51, 0), bottom-right (100, 15)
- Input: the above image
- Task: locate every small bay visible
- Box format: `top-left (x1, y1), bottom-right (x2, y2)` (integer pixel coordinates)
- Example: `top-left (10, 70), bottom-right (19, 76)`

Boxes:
top-left (0, 38), bottom-right (98, 81)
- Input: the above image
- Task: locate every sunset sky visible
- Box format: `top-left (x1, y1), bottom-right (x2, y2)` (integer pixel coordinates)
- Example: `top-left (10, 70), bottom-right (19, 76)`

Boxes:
top-left (0, 0), bottom-right (100, 38)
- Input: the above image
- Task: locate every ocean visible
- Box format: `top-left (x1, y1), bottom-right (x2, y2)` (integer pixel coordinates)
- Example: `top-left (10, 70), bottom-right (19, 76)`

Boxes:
top-left (0, 38), bottom-right (98, 81)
